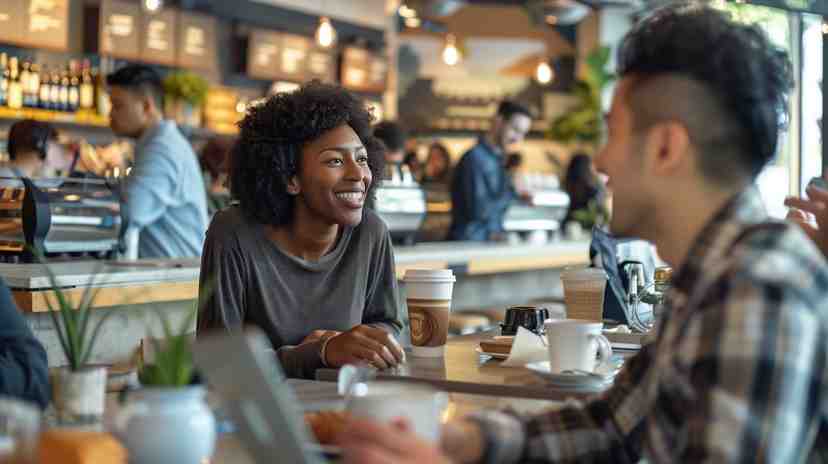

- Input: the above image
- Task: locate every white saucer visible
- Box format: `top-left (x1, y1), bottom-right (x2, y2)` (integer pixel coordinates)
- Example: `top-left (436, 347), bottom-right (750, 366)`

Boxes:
top-left (475, 347), bottom-right (509, 360)
top-left (525, 358), bottom-right (623, 391)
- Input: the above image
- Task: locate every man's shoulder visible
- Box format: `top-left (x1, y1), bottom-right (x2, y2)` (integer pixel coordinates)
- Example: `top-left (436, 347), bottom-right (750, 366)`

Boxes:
top-left (729, 221), bottom-right (828, 303)
top-left (143, 122), bottom-right (196, 157)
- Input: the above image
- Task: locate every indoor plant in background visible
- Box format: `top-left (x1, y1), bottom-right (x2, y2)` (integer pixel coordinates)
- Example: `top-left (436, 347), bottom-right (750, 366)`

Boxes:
top-left (41, 261), bottom-right (115, 425)
top-left (162, 71), bottom-right (209, 128)
top-left (547, 46), bottom-right (615, 153)
top-left (115, 304), bottom-right (215, 464)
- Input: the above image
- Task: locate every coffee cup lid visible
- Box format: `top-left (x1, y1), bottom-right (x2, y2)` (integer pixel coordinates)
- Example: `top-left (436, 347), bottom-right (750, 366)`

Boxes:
top-left (403, 269), bottom-right (456, 282)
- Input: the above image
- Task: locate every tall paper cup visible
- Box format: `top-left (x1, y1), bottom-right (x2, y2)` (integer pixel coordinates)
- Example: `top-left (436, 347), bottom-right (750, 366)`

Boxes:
top-left (404, 269), bottom-right (455, 357)
top-left (561, 267), bottom-right (607, 322)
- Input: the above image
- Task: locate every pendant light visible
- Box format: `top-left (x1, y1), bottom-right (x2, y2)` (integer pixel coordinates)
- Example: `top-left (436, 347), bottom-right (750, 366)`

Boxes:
top-left (442, 34), bottom-right (461, 66)
top-left (142, 0), bottom-right (163, 13)
top-left (535, 60), bottom-right (554, 84)
top-left (315, 16), bottom-right (337, 48)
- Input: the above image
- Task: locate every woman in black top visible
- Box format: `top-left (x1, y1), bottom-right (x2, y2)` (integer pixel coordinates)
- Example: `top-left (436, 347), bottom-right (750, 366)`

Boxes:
top-left (563, 153), bottom-right (606, 229)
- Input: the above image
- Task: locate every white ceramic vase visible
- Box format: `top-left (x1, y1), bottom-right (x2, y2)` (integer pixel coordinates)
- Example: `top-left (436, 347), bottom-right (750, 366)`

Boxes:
top-left (52, 366), bottom-right (107, 425)
top-left (116, 385), bottom-right (216, 464)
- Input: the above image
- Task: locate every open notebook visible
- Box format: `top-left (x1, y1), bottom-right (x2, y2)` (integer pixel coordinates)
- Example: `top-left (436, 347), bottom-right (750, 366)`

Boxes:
top-left (192, 328), bottom-right (327, 464)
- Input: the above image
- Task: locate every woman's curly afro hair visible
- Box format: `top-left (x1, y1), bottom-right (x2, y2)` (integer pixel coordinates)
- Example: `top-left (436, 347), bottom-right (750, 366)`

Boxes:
top-left (230, 81), bottom-right (385, 226)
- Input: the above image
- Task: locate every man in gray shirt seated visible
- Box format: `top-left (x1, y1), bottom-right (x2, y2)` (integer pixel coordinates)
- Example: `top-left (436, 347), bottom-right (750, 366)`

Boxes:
top-left (107, 65), bottom-right (208, 258)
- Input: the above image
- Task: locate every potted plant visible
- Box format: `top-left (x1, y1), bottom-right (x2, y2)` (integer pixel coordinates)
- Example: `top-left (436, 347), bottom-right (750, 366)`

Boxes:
top-left (115, 304), bottom-right (215, 464)
top-left (162, 71), bottom-right (209, 128)
top-left (41, 261), bottom-right (114, 425)
top-left (547, 46), bottom-right (615, 152)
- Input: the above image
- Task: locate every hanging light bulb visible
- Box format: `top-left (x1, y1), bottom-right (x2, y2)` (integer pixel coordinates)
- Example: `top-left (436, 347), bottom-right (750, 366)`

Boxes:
top-left (315, 16), bottom-right (337, 48)
top-left (398, 4), bottom-right (417, 18)
top-left (442, 34), bottom-right (461, 66)
top-left (142, 0), bottom-right (163, 13)
top-left (535, 61), bottom-right (554, 84)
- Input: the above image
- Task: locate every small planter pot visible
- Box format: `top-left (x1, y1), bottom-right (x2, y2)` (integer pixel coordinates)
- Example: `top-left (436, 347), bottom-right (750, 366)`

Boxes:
top-left (115, 385), bottom-right (215, 464)
top-left (51, 366), bottom-right (108, 425)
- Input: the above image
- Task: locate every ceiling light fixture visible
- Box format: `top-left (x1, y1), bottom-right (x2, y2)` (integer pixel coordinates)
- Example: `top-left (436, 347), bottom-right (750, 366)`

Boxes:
top-left (142, 0), bottom-right (163, 13)
top-left (442, 34), bottom-right (461, 66)
top-left (399, 4), bottom-right (417, 18)
top-left (535, 61), bottom-right (554, 84)
top-left (315, 16), bottom-right (337, 48)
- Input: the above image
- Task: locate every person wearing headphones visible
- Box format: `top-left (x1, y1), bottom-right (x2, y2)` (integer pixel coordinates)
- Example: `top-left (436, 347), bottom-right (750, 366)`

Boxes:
top-left (0, 119), bottom-right (60, 186)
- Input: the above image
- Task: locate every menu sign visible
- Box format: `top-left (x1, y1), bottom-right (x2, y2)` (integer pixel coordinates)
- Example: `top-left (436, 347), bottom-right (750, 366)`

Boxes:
top-left (247, 29), bottom-right (282, 80)
top-left (0, 0), bottom-right (68, 51)
top-left (305, 48), bottom-right (335, 83)
top-left (99, 0), bottom-right (140, 59)
top-left (341, 47), bottom-right (387, 94)
top-left (140, 8), bottom-right (177, 65)
top-left (177, 13), bottom-right (217, 71)
top-left (0, 0), bottom-right (26, 46)
top-left (279, 34), bottom-right (310, 81)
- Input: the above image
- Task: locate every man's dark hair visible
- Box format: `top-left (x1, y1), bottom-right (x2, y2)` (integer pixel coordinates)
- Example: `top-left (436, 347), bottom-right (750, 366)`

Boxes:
top-left (106, 64), bottom-right (164, 110)
top-left (373, 121), bottom-right (407, 153)
top-left (230, 81), bottom-right (384, 226)
top-left (7, 119), bottom-right (57, 161)
top-left (617, 3), bottom-right (793, 183)
top-left (496, 101), bottom-right (532, 121)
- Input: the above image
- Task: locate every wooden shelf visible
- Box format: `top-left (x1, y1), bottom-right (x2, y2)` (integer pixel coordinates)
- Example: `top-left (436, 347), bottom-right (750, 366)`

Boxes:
top-left (0, 107), bottom-right (109, 128)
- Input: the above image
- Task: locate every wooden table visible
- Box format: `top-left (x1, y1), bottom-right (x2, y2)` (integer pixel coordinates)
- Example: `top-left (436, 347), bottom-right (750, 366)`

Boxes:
top-left (319, 330), bottom-right (634, 401)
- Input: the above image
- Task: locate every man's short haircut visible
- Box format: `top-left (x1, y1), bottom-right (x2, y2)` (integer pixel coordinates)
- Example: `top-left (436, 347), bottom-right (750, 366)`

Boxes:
top-left (373, 121), bottom-right (407, 153)
top-left (497, 101), bottom-right (532, 121)
top-left (7, 119), bottom-right (57, 161)
top-left (106, 64), bottom-right (164, 110)
top-left (617, 2), bottom-right (793, 184)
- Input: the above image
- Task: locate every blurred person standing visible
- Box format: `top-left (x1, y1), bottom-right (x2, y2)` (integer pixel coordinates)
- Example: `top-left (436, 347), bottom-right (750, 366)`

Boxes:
top-left (107, 65), bottom-right (207, 258)
top-left (449, 101), bottom-right (532, 241)
top-left (421, 142), bottom-right (452, 192)
top-left (373, 121), bottom-right (407, 182)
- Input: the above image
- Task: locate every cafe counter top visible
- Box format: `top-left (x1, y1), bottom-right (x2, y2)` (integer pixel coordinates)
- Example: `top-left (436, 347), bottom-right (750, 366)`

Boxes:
top-left (0, 239), bottom-right (590, 312)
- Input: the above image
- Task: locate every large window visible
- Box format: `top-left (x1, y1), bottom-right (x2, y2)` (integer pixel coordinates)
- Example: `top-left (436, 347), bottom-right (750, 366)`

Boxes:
top-left (712, 1), bottom-right (821, 218)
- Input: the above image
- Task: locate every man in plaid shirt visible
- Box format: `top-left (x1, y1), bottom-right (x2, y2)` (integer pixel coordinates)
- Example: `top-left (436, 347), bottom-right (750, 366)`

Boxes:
top-left (339, 3), bottom-right (828, 463)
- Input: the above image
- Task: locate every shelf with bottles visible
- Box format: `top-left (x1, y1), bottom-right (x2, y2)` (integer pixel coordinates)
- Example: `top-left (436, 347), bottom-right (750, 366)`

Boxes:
top-left (0, 53), bottom-right (110, 126)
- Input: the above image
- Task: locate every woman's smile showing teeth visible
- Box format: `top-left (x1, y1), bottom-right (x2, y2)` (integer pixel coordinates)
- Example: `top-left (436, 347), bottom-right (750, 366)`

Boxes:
top-left (336, 191), bottom-right (365, 207)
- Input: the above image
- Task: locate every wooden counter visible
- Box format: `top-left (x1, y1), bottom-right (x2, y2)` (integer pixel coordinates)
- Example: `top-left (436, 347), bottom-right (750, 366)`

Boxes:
top-left (0, 239), bottom-right (590, 312)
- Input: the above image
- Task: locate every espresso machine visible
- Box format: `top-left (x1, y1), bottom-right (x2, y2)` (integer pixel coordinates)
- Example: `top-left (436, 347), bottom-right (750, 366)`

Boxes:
top-left (0, 177), bottom-right (124, 262)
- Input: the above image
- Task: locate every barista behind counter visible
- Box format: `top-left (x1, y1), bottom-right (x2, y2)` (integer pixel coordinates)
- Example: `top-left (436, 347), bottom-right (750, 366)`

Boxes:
top-left (0, 119), bottom-right (68, 186)
top-left (107, 65), bottom-right (208, 258)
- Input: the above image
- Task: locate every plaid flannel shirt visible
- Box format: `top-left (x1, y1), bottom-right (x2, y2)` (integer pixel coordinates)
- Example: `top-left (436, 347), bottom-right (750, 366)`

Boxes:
top-left (471, 188), bottom-right (828, 463)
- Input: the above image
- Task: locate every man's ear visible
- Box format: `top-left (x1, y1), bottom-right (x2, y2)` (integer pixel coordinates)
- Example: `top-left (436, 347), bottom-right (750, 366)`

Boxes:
top-left (643, 121), bottom-right (690, 177)
top-left (285, 175), bottom-right (301, 195)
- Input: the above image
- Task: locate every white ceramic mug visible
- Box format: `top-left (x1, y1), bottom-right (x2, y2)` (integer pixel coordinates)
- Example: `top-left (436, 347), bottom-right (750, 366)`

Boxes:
top-left (346, 381), bottom-right (448, 443)
top-left (544, 319), bottom-right (613, 373)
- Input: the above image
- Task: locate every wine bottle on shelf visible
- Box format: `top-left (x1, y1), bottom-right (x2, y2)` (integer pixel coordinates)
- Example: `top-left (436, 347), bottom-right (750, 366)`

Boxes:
top-left (79, 59), bottom-right (94, 111)
top-left (93, 67), bottom-right (110, 117)
top-left (49, 68), bottom-right (61, 112)
top-left (38, 65), bottom-right (51, 110)
top-left (58, 67), bottom-right (69, 112)
top-left (19, 61), bottom-right (31, 108)
top-left (0, 53), bottom-right (9, 108)
top-left (28, 63), bottom-right (40, 109)
top-left (68, 61), bottom-right (80, 113)
top-left (7, 57), bottom-right (24, 110)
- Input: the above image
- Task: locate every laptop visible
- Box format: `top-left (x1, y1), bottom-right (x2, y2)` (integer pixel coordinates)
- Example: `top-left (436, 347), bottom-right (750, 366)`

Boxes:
top-left (192, 328), bottom-right (327, 464)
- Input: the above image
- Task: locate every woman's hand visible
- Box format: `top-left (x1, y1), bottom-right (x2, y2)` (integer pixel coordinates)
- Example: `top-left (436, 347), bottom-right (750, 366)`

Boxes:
top-left (785, 184), bottom-right (828, 259)
top-left (324, 325), bottom-right (405, 369)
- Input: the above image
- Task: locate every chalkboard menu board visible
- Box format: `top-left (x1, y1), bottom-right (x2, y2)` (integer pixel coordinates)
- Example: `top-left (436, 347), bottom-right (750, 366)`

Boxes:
top-left (306, 48), bottom-right (335, 83)
top-left (341, 47), bottom-right (387, 94)
top-left (177, 13), bottom-right (217, 71)
top-left (247, 29), bottom-right (282, 80)
top-left (247, 29), bottom-right (312, 82)
top-left (141, 8), bottom-right (177, 65)
top-left (97, 0), bottom-right (141, 60)
top-left (0, 0), bottom-right (69, 51)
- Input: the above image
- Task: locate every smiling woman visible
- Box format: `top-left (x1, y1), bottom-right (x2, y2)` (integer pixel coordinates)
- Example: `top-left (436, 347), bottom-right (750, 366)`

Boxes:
top-left (197, 81), bottom-right (406, 379)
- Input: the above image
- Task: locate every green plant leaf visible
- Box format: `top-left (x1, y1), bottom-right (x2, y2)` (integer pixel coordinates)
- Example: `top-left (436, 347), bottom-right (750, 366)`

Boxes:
top-left (80, 308), bottom-right (117, 366)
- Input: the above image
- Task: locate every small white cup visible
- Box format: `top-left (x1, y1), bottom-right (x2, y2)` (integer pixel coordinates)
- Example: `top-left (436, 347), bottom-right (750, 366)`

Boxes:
top-left (544, 319), bottom-right (613, 373)
top-left (346, 381), bottom-right (448, 443)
